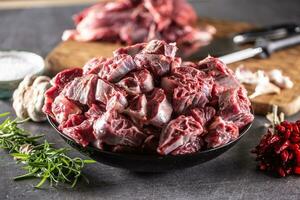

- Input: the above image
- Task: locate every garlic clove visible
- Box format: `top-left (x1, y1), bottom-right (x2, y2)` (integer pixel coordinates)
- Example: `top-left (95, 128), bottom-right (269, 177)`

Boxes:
top-left (249, 81), bottom-right (280, 99)
top-left (268, 69), bottom-right (293, 89)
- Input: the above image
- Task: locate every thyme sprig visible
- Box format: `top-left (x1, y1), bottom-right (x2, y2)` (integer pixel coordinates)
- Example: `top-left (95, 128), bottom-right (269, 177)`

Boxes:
top-left (0, 113), bottom-right (95, 188)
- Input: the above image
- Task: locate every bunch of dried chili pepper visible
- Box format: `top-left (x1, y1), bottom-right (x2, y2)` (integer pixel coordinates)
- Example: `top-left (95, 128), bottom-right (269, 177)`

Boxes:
top-left (253, 106), bottom-right (300, 177)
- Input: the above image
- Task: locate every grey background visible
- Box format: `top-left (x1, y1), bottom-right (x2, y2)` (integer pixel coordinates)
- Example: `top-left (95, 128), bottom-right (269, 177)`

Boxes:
top-left (1, 0), bottom-right (300, 199)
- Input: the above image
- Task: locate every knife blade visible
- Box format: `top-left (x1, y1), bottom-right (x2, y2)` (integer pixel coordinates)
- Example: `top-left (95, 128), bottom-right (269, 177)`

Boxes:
top-left (186, 23), bottom-right (300, 61)
top-left (219, 34), bottom-right (300, 64)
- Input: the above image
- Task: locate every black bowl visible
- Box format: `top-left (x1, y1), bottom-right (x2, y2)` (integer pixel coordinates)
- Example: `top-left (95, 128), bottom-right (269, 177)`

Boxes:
top-left (47, 115), bottom-right (253, 172)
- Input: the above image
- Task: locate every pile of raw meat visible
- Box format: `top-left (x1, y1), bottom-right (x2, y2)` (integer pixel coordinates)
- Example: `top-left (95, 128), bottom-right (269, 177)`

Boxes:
top-left (43, 40), bottom-right (254, 155)
top-left (62, 0), bottom-right (215, 54)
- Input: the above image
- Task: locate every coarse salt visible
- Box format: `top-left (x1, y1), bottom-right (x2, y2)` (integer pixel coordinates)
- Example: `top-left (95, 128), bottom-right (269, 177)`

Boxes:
top-left (0, 51), bottom-right (44, 81)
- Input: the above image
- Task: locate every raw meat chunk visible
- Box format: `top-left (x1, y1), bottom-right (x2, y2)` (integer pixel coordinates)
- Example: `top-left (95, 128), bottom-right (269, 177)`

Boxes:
top-left (125, 94), bottom-right (147, 124)
top-left (171, 137), bottom-right (204, 155)
top-left (158, 115), bottom-right (204, 155)
top-left (197, 56), bottom-right (231, 77)
top-left (113, 43), bottom-right (146, 57)
top-left (62, 74), bottom-right (98, 106)
top-left (62, 114), bottom-right (85, 129)
top-left (93, 111), bottom-right (147, 147)
top-left (190, 106), bottom-right (216, 127)
top-left (142, 40), bottom-right (178, 58)
top-left (98, 54), bottom-right (137, 82)
top-left (85, 104), bottom-right (105, 119)
top-left (146, 88), bottom-right (173, 127)
top-left (62, 0), bottom-right (215, 52)
top-left (205, 116), bottom-right (239, 148)
top-left (134, 53), bottom-right (173, 76)
top-left (63, 119), bottom-right (96, 147)
top-left (162, 66), bottom-right (213, 113)
top-left (52, 68), bottom-right (83, 89)
top-left (51, 95), bottom-right (82, 124)
top-left (83, 57), bottom-right (107, 75)
top-left (43, 85), bottom-right (60, 118)
top-left (219, 87), bottom-right (254, 129)
top-left (116, 69), bottom-right (154, 94)
top-left (95, 79), bottom-right (128, 111)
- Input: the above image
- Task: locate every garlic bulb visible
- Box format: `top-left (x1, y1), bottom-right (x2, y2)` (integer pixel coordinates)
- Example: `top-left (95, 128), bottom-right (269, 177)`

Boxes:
top-left (13, 75), bottom-right (51, 122)
top-left (235, 66), bottom-right (293, 99)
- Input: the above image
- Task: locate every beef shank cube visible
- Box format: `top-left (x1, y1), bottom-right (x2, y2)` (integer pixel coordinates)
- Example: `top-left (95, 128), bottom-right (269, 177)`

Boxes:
top-left (125, 94), bottom-right (147, 124)
top-left (61, 114), bottom-right (85, 129)
top-left (113, 43), bottom-right (146, 57)
top-left (157, 115), bottom-right (204, 155)
top-left (162, 66), bottom-right (214, 113)
top-left (205, 116), bottom-right (239, 148)
top-left (172, 66), bottom-right (213, 87)
top-left (116, 69), bottom-right (154, 95)
top-left (52, 68), bottom-right (83, 89)
top-left (134, 53), bottom-right (172, 76)
top-left (62, 74), bottom-right (98, 106)
top-left (116, 76), bottom-right (142, 94)
top-left (93, 111), bottom-right (146, 147)
top-left (43, 85), bottom-right (60, 118)
top-left (162, 66), bottom-right (213, 97)
top-left (215, 73), bottom-right (240, 90)
top-left (189, 106), bottom-right (216, 127)
top-left (142, 40), bottom-right (178, 58)
top-left (161, 76), bottom-right (180, 96)
top-left (95, 78), bottom-right (128, 111)
top-left (85, 104), bottom-right (105, 119)
top-left (173, 84), bottom-right (209, 113)
top-left (146, 88), bottom-right (173, 127)
top-left (197, 56), bottom-right (230, 77)
top-left (171, 137), bottom-right (204, 155)
top-left (51, 95), bottom-right (82, 125)
top-left (95, 78), bottom-right (115, 103)
top-left (133, 69), bottom-right (155, 93)
top-left (106, 92), bottom-right (128, 112)
top-left (83, 57), bottom-right (107, 75)
top-left (197, 57), bottom-right (241, 93)
top-left (62, 119), bottom-right (96, 147)
top-left (219, 87), bottom-right (254, 129)
top-left (98, 54), bottom-right (137, 82)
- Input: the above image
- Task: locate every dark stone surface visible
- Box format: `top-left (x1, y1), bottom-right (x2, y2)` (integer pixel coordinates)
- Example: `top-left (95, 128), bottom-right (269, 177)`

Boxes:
top-left (1, 1), bottom-right (300, 199)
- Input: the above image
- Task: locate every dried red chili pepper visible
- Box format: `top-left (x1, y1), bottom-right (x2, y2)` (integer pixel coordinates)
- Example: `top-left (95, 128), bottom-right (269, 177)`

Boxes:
top-left (253, 119), bottom-right (300, 177)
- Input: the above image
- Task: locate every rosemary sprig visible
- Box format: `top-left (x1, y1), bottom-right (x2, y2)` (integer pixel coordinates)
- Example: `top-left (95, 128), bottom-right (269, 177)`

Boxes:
top-left (0, 113), bottom-right (95, 188)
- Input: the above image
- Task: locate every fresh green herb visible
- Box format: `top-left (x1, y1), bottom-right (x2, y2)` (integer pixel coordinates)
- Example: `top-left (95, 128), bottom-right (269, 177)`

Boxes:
top-left (0, 113), bottom-right (95, 188)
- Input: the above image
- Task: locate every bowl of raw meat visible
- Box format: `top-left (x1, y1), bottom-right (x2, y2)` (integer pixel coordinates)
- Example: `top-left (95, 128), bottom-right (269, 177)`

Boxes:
top-left (44, 40), bottom-right (254, 172)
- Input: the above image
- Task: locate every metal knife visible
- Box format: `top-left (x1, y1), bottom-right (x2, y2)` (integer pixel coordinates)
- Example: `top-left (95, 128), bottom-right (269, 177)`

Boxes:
top-left (219, 33), bottom-right (300, 64)
top-left (186, 23), bottom-right (300, 61)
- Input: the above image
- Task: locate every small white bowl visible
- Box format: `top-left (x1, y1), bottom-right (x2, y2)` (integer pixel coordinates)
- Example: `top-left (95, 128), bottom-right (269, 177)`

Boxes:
top-left (0, 51), bottom-right (45, 99)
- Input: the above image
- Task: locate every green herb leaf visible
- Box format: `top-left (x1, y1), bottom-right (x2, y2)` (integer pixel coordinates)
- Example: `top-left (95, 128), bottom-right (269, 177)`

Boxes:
top-left (0, 113), bottom-right (95, 188)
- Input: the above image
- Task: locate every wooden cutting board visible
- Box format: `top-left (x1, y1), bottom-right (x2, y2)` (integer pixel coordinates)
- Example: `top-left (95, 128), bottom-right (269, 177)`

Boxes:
top-left (45, 18), bottom-right (300, 116)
